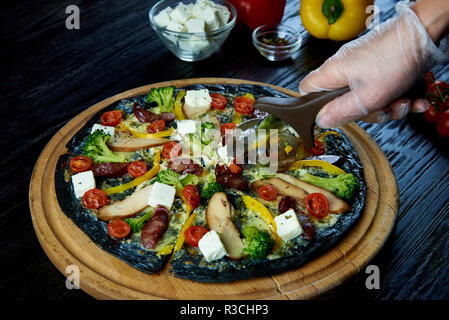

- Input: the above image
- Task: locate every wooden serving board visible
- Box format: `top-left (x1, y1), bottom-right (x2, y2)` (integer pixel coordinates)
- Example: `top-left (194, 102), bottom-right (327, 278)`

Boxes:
top-left (29, 78), bottom-right (398, 300)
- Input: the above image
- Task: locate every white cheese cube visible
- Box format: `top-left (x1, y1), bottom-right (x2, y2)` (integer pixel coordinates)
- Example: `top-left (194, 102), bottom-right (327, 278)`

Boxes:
top-left (166, 20), bottom-right (185, 32)
top-left (71, 170), bottom-right (96, 198)
top-left (274, 209), bottom-right (303, 242)
top-left (154, 7), bottom-right (173, 28)
top-left (185, 18), bottom-right (205, 33)
top-left (91, 124), bottom-right (115, 136)
top-left (215, 5), bottom-right (230, 26)
top-left (216, 145), bottom-right (232, 165)
top-left (177, 120), bottom-right (198, 135)
top-left (169, 3), bottom-right (190, 24)
top-left (198, 230), bottom-right (227, 262)
top-left (200, 6), bottom-right (220, 31)
top-left (183, 89), bottom-right (212, 118)
top-left (147, 182), bottom-right (176, 209)
top-left (177, 37), bottom-right (209, 53)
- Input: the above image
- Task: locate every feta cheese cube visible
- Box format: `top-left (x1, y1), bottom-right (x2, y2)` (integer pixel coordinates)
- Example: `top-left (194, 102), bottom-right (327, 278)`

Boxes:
top-left (177, 37), bottom-right (209, 53)
top-left (154, 7), bottom-right (173, 28)
top-left (198, 230), bottom-right (227, 262)
top-left (147, 182), bottom-right (176, 209)
top-left (274, 209), bottom-right (303, 242)
top-left (185, 18), bottom-right (205, 33)
top-left (91, 124), bottom-right (115, 136)
top-left (177, 120), bottom-right (198, 135)
top-left (169, 3), bottom-right (190, 24)
top-left (216, 145), bottom-right (232, 165)
top-left (183, 89), bottom-right (212, 118)
top-left (71, 170), bottom-right (96, 198)
top-left (215, 5), bottom-right (230, 26)
top-left (166, 20), bottom-right (185, 32)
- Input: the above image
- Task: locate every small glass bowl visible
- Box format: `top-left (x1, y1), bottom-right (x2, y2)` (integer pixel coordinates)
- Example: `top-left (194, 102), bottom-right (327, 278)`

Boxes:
top-left (252, 24), bottom-right (302, 61)
top-left (149, 0), bottom-right (237, 62)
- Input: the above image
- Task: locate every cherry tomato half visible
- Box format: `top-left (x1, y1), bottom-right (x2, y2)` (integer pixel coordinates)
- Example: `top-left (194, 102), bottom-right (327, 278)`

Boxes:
top-left (162, 141), bottom-right (182, 159)
top-left (308, 139), bottom-right (325, 156)
top-left (305, 193), bottom-right (329, 218)
top-left (182, 185), bottom-right (200, 209)
top-left (234, 96), bottom-right (255, 114)
top-left (101, 110), bottom-right (122, 127)
top-left (229, 162), bottom-right (243, 175)
top-left (107, 219), bottom-right (131, 239)
top-left (82, 188), bottom-right (109, 210)
top-left (210, 93), bottom-right (228, 110)
top-left (147, 119), bottom-right (165, 134)
top-left (127, 160), bottom-right (148, 178)
top-left (257, 184), bottom-right (278, 201)
top-left (184, 225), bottom-right (209, 247)
top-left (69, 155), bottom-right (93, 173)
top-left (436, 110), bottom-right (449, 138)
top-left (220, 122), bottom-right (237, 135)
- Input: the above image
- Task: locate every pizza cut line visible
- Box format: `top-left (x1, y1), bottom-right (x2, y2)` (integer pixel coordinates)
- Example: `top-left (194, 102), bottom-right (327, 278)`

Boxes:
top-left (55, 83), bottom-right (366, 282)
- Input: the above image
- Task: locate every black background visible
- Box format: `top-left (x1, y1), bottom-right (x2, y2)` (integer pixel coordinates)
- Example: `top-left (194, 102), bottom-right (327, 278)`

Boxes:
top-left (1, 0), bottom-right (448, 300)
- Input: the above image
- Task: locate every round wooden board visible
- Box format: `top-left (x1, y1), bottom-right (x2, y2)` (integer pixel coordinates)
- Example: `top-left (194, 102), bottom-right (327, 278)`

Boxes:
top-left (29, 78), bottom-right (398, 300)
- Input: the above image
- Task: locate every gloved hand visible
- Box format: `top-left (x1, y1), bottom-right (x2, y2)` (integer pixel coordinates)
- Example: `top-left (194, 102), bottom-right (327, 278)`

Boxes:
top-left (299, 2), bottom-right (449, 128)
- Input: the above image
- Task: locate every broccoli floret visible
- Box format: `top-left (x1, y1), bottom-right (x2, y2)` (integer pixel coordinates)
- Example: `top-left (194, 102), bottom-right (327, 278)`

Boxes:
top-left (200, 181), bottom-right (222, 199)
top-left (152, 169), bottom-right (183, 191)
top-left (83, 130), bottom-right (126, 164)
top-left (243, 226), bottom-right (274, 259)
top-left (300, 173), bottom-right (360, 201)
top-left (200, 122), bottom-right (216, 145)
top-left (180, 174), bottom-right (200, 187)
top-left (146, 86), bottom-right (175, 113)
top-left (124, 208), bottom-right (153, 233)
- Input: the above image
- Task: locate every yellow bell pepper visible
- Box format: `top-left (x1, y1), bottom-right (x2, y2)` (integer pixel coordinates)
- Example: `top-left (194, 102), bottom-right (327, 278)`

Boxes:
top-left (157, 245), bottom-right (174, 257)
top-left (300, 0), bottom-right (373, 41)
top-left (174, 212), bottom-right (196, 252)
top-left (173, 90), bottom-right (186, 120)
top-left (242, 196), bottom-right (277, 234)
top-left (316, 130), bottom-right (341, 142)
top-left (118, 122), bottom-right (174, 139)
top-left (289, 159), bottom-right (346, 175)
top-left (102, 151), bottom-right (161, 195)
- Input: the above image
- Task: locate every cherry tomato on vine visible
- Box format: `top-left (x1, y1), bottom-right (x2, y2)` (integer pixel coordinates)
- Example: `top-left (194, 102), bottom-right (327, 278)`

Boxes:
top-left (436, 110), bottom-right (449, 137)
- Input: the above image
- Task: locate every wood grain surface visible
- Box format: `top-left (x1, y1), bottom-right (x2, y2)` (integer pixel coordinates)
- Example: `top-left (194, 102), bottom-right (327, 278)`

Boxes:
top-left (29, 78), bottom-right (397, 300)
top-left (1, 0), bottom-right (448, 300)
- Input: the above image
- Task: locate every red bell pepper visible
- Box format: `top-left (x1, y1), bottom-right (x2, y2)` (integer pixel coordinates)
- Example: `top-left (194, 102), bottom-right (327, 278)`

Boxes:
top-left (228, 0), bottom-right (286, 30)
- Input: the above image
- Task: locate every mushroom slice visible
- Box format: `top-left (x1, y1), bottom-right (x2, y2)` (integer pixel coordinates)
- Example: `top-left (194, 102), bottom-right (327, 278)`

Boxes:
top-left (108, 135), bottom-right (171, 152)
top-left (206, 192), bottom-right (244, 259)
top-left (276, 173), bottom-right (350, 214)
top-left (97, 185), bottom-right (152, 221)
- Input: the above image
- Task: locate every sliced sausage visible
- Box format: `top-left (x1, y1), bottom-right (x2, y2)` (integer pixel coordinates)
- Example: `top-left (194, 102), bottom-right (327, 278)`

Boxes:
top-left (141, 205), bottom-right (169, 249)
top-left (92, 162), bottom-right (128, 178)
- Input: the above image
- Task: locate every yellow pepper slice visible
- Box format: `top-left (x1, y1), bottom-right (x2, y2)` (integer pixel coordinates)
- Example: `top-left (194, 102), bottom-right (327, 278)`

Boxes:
top-left (316, 130), bottom-right (341, 142)
top-left (102, 151), bottom-right (161, 195)
top-left (118, 122), bottom-right (174, 139)
top-left (242, 196), bottom-right (277, 233)
top-left (174, 90), bottom-right (186, 120)
top-left (157, 245), bottom-right (174, 257)
top-left (174, 212), bottom-right (196, 252)
top-left (300, 0), bottom-right (373, 41)
top-left (289, 159), bottom-right (346, 175)
top-left (232, 111), bottom-right (242, 125)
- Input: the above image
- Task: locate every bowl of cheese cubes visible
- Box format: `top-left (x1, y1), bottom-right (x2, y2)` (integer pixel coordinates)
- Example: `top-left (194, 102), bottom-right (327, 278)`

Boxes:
top-left (149, 0), bottom-right (236, 62)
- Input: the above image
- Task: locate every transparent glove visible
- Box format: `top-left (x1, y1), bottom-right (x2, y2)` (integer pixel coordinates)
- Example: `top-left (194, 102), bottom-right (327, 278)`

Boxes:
top-left (299, 2), bottom-right (449, 128)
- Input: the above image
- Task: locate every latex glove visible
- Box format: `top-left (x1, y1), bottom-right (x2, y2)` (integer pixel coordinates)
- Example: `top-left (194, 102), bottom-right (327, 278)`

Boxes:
top-left (299, 2), bottom-right (449, 128)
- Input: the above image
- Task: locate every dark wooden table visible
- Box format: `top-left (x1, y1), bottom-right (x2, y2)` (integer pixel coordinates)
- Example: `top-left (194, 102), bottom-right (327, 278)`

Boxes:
top-left (1, 0), bottom-right (448, 300)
